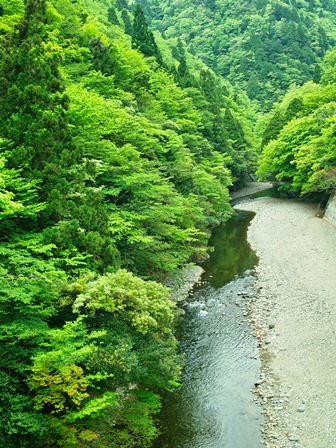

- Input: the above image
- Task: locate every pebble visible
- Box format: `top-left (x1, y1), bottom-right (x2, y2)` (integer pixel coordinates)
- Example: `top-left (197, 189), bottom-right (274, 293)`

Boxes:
top-left (235, 196), bottom-right (336, 448)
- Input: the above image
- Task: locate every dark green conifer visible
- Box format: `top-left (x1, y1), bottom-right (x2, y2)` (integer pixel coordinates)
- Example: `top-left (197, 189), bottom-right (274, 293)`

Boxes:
top-left (174, 37), bottom-right (185, 61)
top-left (204, 0), bottom-right (216, 10)
top-left (121, 8), bottom-right (133, 35)
top-left (199, 69), bottom-right (222, 114)
top-left (261, 111), bottom-right (286, 148)
top-left (0, 0), bottom-right (79, 223)
top-left (313, 63), bottom-right (322, 83)
top-left (107, 5), bottom-right (120, 25)
top-left (246, 72), bottom-right (260, 100)
top-left (224, 108), bottom-right (245, 148)
top-left (178, 57), bottom-right (188, 78)
top-left (116, 0), bottom-right (128, 10)
top-left (256, 0), bottom-right (267, 10)
top-left (285, 97), bottom-right (304, 120)
top-left (188, 43), bottom-right (196, 55)
top-left (131, 4), bottom-right (162, 63)
top-left (172, 46), bottom-right (180, 61)
top-left (89, 37), bottom-right (115, 75)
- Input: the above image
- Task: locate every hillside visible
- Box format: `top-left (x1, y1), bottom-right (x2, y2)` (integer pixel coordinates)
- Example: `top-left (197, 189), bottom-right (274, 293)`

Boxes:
top-left (1, 0), bottom-right (336, 447)
top-left (140, 0), bottom-right (336, 108)
top-left (258, 47), bottom-right (336, 196)
top-left (0, 0), bottom-right (257, 447)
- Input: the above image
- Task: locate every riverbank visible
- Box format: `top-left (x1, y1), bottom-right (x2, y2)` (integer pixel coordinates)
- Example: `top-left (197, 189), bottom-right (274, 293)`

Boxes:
top-left (230, 182), bottom-right (274, 200)
top-left (235, 197), bottom-right (336, 447)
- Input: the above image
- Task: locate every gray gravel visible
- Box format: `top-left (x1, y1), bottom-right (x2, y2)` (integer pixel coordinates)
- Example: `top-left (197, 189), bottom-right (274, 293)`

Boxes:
top-left (235, 197), bottom-right (336, 448)
top-left (166, 265), bottom-right (204, 302)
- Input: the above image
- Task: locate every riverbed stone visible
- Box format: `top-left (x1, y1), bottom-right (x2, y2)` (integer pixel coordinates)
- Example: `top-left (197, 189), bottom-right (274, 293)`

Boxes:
top-left (236, 196), bottom-right (336, 448)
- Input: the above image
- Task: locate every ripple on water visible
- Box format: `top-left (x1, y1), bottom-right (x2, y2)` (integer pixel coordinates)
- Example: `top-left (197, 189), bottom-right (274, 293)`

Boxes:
top-left (154, 211), bottom-right (263, 448)
top-left (155, 276), bottom-right (263, 448)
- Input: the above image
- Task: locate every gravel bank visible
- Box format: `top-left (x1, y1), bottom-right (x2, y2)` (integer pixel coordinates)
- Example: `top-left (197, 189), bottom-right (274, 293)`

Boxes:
top-left (235, 197), bottom-right (336, 448)
top-left (166, 265), bottom-right (204, 302)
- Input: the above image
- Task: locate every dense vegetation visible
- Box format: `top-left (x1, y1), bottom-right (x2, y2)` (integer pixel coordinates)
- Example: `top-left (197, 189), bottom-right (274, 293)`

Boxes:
top-left (0, 0), bottom-right (335, 447)
top-left (258, 48), bottom-right (336, 195)
top-left (140, 0), bottom-right (336, 108)
top-left (0, 0), bottom-right (256, 446)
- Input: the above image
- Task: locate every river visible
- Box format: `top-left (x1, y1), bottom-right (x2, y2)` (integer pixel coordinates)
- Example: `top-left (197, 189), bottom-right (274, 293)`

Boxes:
top-left (154, 210), bottom-right (264, 448)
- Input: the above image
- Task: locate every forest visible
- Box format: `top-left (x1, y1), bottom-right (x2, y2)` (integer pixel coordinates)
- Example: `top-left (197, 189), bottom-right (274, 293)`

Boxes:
top-left (0, 0), bottom-right (335, 446)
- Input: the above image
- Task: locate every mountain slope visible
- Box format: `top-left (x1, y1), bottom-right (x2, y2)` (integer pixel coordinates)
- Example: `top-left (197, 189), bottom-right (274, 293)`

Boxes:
top-left (0, 0), bottom-right (257, 446)
top-left (258, 47), bottom-right (336, 196)
top-left (140, 0), bottom-right (336, 108)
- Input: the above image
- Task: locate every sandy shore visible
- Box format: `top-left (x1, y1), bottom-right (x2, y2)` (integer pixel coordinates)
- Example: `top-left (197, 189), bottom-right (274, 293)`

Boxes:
top-left (235, 197), bottom-right (336, 448)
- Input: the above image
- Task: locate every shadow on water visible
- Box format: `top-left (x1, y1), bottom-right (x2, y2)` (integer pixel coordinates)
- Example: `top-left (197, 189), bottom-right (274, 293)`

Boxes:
top-left (199, 211), bottom-right (258, 289)
top-left (153, 210), bottom-right (263, 448)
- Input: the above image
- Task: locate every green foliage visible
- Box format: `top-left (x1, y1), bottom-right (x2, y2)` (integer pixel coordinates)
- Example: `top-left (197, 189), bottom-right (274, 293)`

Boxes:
top-left (107, 4), bottom-right (120, 26)
top-left (0, 0), bottom-right (80, 224)
top-left (73, 270), bottom-right (175, 334)
top-left (258, 56), bottom-right (336, 194)
top-left (184, 69), bottom-right (256, 187)
top-left (140, 0), bottom-right (336, 109)
top-left (0, 231), bottom-right (67, 446)
top-left (122, 8), bottom-right (133, 35)
top-left (260, 109), bottom-right (287, 148)
top-left (313, 63), bottom-right (322, 83)
top-left (0, 153), bottom-right (44, 223)
top-left (66, 81), bottom-right (221, 275)
top-left (0, 0), bottom-right (259, 445)
top-left (132, 4), bottom-right (162, 64)
top-left (0, 0), bottom-right (24, 39)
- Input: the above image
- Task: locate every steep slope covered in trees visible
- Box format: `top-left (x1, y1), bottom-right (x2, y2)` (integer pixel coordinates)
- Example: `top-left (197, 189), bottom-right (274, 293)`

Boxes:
top-left (258, 48), bottom-right (336, 195)
top-left (0, 0), bottom-right (256, 446)
top-left (1, 0), bottom-right (335, 446)
top-left (140, 0), bottom-right (336, 108)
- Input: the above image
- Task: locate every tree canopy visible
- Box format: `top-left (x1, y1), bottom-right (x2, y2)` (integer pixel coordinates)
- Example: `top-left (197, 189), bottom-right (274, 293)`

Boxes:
top-left (139, 0), bottom-right (336, 109)
top-left (258, 53), bottom-right (336, 195)
top-left (0, 0), bottom-right (256, 446)
top-left (1, 0), bottom-right (335, 446)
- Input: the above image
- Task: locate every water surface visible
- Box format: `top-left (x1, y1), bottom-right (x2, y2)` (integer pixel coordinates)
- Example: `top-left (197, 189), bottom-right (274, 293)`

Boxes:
top-left (155, 211), bottom-right (263, 448)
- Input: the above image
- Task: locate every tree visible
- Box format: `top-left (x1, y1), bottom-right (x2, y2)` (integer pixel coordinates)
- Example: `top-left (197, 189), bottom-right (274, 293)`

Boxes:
top-left (285, 97), bottom-right (304, 121)
top-left (246, 72), bottom-right (260, 100)
top-left (261, 110), bottom-right (287, 148)
top-left (132, 4), bottom-right (162, 64)
top-left (0, 153), bottom-right (44, 225)
top-left (140, 0), bottom-right (334, 108)
top-left (0, 0), bottom-right (80, 224)
top-left (0, 231), bottom-right (68, 447)
top-left (116, 0), bottom-right (128, 10)
top-left (177, 56), bottom-right (192, 87)
top-left (121, 8), bottom-right (133, 35)
top-left (107, 5), bottom-right (120, 26)
top-left (313, 63), bottom-right (322, 83)
top-left (172, 37), bottom-right (185, 62)
top-left (0, 0), bottom-right (259, 444)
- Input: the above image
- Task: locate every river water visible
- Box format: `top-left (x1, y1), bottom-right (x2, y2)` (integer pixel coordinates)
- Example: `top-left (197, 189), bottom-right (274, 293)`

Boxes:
top-left (154, 210), bottom-right (263, 448)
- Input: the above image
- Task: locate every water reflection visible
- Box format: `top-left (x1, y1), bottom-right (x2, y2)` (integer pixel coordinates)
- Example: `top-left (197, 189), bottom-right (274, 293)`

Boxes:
top-left (200, 211), bottom-right (258, 289)
top-left (154, 211), bottom-right (263, 448)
